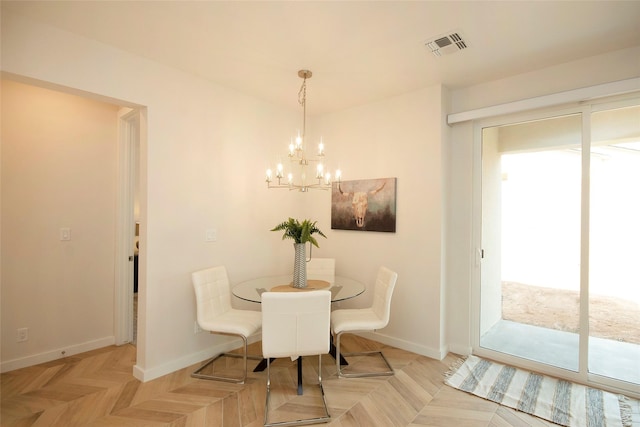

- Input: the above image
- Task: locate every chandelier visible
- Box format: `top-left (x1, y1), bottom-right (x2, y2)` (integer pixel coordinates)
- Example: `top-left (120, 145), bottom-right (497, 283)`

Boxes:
top-left (265, 70), bottom-right (341, 192)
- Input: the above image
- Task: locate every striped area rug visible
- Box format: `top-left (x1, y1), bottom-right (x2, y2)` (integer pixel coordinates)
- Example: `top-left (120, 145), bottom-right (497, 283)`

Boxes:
top-left (445, 355), bottom-right (632, 427)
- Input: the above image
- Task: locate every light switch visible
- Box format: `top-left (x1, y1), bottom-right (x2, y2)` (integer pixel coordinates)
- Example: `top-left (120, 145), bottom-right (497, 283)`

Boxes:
top-left (60, 228), bottom-right (71, 241)
top-left (205, 229), bottom-right (217, 242)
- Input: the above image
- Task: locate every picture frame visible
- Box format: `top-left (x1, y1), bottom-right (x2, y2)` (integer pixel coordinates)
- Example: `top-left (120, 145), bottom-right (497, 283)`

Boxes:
top-left (331, 177), bottom-right (397, 232)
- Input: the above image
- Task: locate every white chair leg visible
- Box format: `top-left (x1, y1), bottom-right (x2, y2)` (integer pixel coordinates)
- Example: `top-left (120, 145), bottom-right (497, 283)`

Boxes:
top-left (335, 332), bottom-right (394, 378)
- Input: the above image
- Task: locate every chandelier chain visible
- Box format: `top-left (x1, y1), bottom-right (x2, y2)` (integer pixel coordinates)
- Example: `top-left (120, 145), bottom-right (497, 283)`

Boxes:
top-left (298, 77), bottom-right (307, 139)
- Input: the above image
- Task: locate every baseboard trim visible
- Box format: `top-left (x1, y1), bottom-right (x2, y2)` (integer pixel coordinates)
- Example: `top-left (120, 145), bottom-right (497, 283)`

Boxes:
top-left (0, 336), bottom-right (116, 373)
top-left (133, 334), bottom-right (262, 382)
top-left (447, 343), bottom-right (472, 357)
top-left (357, 331), bottom-right (448, 360)
top-left (132, 332), bottom-right (456, 383)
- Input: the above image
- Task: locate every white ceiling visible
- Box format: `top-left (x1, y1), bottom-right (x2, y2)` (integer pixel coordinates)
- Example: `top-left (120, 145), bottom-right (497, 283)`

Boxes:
top-left (4, 1), bottom-right (640, 115)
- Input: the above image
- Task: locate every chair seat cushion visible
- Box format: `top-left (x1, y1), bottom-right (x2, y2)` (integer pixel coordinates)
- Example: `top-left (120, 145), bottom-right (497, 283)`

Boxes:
top-left (199, 309), bottom-right (261, 337)
top-left (331, 308), bottom-right (386, 334)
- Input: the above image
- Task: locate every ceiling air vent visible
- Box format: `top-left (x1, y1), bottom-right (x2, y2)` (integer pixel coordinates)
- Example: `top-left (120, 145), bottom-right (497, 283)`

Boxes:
top-left (425, 32), bottom-right (468, 57)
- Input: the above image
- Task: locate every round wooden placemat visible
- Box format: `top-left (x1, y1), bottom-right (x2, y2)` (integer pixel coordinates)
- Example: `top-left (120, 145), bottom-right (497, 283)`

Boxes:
top-left (270, 279), bottom-right (331, 292)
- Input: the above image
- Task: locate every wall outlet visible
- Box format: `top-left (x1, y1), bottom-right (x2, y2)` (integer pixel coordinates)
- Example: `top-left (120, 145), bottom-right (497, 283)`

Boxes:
top-left (194, 321), bottom-right (204, 334)
top-left (17, 328), bottom-right (28, 342)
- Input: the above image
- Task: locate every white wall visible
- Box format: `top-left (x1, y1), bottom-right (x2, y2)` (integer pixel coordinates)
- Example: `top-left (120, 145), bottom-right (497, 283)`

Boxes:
top-left (1, 11), bottom-right (300, 379)
top-left (450, 48), bottom-right (640, 114)
top-left (446, 46), bottom-right (640, 354)
top-left (310, 85), bottom-right (447, 357)
top-left (1, 80), bottom-right (119, 369)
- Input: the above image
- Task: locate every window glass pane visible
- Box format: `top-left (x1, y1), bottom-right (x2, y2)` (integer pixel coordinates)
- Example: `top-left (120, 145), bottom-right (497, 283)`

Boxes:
top-left (480, 113), bottom-right (582, 371)
top-left (588, 104), bottom-right (640, 385)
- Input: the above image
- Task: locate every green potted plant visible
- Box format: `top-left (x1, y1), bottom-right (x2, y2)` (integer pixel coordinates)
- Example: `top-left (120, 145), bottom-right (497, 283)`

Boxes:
top-left (271, 218), bottom-right (326, 247)
top-left (271, 218), bottom-right (326, 288)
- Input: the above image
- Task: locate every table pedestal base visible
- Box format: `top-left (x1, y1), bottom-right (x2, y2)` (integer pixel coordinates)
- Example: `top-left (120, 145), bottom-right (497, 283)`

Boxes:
top-left (252, 342), bottom-right (348, 395)
top-left (253, 343), bottom-right (347, 373)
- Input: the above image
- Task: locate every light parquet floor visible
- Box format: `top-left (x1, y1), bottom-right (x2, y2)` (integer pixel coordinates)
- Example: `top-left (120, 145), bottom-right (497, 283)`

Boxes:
top-left (1, 335), bottom-right (559, 427)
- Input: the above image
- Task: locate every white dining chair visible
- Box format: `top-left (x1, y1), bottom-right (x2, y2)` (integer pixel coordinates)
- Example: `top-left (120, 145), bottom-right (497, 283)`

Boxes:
top-left (261, 290), bottom-right (332, 427)
top-left (331, 266), bottom-right (398, 378)
top-left (306, 258), bottom-right (335, 281)
top-left (191, 265), bottom-right (262, 384)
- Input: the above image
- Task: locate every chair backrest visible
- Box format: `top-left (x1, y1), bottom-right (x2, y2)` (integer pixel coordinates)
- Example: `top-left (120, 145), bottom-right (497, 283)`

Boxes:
top-left (306, 258), bottom-right (335, 280)
top-left (192, 266), bottom-right (233, 327)
top-left (261, 290), bottom-right (331, 359)
top-left (371, 266), bottom-right (398, 324)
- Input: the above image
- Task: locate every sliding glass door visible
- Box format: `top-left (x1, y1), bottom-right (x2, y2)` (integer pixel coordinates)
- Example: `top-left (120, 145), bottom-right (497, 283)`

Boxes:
top-left (476, 97), bottom-right (640, 396)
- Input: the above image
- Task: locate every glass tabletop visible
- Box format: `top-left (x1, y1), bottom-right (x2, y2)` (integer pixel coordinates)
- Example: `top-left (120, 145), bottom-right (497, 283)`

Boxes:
top-left (232, 275), bottom-right (365, 303)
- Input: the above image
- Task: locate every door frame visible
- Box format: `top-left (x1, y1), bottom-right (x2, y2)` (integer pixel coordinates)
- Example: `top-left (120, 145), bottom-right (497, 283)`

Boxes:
top-left (114, 108), bottom-right (140, 345)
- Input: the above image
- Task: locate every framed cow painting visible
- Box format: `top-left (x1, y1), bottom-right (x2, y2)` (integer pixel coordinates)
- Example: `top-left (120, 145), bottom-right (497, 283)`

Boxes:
top-left (331, 177), bottom-right (397, 232)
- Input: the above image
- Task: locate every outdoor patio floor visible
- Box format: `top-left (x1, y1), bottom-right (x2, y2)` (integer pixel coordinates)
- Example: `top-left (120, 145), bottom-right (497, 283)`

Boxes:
top-left (481, 320), bottom-right (640, 390)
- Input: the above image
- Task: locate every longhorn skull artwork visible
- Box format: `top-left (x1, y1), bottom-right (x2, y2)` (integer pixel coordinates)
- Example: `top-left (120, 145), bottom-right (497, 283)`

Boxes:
top-left (331, 178), bottom-right (397, 232)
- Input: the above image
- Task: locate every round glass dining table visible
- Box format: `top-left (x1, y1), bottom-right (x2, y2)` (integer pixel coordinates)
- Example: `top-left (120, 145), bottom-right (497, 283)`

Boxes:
top-left (232, 274), bottom-right (365, 304)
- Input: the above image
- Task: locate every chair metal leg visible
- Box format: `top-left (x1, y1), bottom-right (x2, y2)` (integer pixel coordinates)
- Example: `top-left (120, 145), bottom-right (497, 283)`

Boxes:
top-left (264, 357), bottom-right (272, 426)
top-left (191, 334), bottom-right (261, 384)
top-left (335, 331), bottom-right (394, 378)
top-left (263, 355), bottom-right (331, 427)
